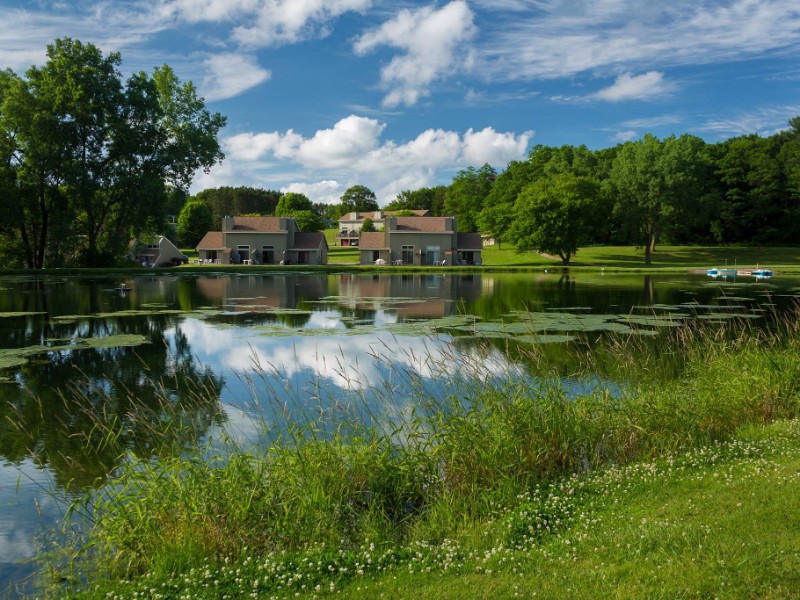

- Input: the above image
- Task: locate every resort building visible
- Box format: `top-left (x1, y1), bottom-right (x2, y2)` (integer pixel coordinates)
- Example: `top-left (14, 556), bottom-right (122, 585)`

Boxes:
top-left (336, 209), bottom-right (431, 247)
top-left (357, 216), bottom-right (482, 266)
top-left (196, 216), bottom-right (328, 265)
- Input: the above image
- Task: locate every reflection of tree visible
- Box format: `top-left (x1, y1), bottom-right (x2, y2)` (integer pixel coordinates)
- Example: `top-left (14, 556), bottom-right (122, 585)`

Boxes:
top-left (0, 312), bottom-right (225, 491)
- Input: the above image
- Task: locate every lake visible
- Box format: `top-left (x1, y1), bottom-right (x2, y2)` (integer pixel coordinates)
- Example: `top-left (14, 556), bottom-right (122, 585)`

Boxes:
top-left (1, 270), bottom-right (798, 594)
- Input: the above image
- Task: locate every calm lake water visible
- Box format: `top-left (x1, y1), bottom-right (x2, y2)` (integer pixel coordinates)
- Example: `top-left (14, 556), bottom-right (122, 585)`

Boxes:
top-left (1, 270), bottom-right (798, 594)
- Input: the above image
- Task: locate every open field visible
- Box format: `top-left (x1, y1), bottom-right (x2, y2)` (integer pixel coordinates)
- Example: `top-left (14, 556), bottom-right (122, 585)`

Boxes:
top-left (482, 244), bottom-right (800, 271)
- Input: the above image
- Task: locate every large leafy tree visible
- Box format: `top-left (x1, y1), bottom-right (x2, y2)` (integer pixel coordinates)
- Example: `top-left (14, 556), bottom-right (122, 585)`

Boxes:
top-left (610, 134), bottom-right (709, 264)
top-left (713, 133), bottom-right (791, 244)
top-left (339, 185), bottom-right (378, 216)
top-left (275, 193), bottom-right (322, 231)
top-left (0, 38), bottom-right (226, 268)
top-left (445, 163), bottom-right (496, 232)
top-left (477, 160), bottom-right (536, 247)
top-left (177, 200), bottom-right (213, 247)
top-left (508, 173), bottom-right (601, 265)
top-left (275, 192), bottom-right (313, 215)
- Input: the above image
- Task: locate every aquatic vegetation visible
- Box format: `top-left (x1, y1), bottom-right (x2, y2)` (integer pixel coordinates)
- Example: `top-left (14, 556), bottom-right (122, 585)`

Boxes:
top-left (38, 310), bottom-right (800, 597)
top-left (0, 334), bottom-right (150, 369)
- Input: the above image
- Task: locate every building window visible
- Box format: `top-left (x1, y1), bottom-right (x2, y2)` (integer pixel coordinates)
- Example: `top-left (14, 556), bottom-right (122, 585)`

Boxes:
top-left (262, 245), bottom-right (274, 264)
top-left (401, 245), bottom-right (414, 264)
top-left (237, 245), bottom-right (250, 263)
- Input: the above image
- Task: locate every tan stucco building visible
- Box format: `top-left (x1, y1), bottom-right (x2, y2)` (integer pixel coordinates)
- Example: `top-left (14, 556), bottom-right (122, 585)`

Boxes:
top-left (358, 216), bottom-right (482, 266)
top-left (196, 216), bottom-right (328, 265)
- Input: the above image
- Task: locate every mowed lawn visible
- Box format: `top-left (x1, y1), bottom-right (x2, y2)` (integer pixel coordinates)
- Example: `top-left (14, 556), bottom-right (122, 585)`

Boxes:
top-left (482, 244), bottom-right (800, 270)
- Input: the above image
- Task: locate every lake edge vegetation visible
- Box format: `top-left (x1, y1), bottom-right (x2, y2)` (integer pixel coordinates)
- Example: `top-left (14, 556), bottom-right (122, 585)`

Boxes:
top-left (36, 309), bottom-right (800, 598)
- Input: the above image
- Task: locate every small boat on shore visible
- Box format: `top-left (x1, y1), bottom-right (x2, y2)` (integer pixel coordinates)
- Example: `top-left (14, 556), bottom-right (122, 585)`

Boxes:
top-left (706, 268), bottom-right (736, 277)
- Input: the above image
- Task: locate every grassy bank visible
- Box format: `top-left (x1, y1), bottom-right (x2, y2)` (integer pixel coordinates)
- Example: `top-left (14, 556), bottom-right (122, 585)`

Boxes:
top-left (38, 313), bottom-right (800, 597)
top-left (0, 244), bottom-right (798, 275)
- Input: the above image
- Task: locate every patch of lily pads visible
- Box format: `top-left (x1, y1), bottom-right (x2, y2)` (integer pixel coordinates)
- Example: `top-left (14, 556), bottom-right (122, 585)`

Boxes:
top-left (51, 309), bottom-right (185, 321)
top-left (0, 334), bottom-right (150, 370)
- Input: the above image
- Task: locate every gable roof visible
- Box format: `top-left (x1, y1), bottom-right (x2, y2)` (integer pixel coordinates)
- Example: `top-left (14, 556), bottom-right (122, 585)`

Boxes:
top-left (197, 231), bottom-right (224, 249)
top-left (294, 232), bottom-right (328, 250)
top-left (385, 209), bottom-right (430, 217)
top-left (393, 216), bottom-right (452, 233)
top-left (457, 232), bottom-right (483, 250)
top-left (358, 232), bottom-right (387, 249)
top-left (228, 216), bottom-right (287, 232)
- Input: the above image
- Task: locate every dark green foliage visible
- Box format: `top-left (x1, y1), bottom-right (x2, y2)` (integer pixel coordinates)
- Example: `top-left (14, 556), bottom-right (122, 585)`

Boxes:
top-left (445, 164), bottom-right (496, 232)
top-left (0, 38), bottom-right (225, 268)
top-left (275, 192), bottom-right (313, 215)
top-left (192, 186), bottom-right (281, 225)
top-left (177, 200), bottom-right (213, 247)
top-left (291, 209), bottom-right (324, 232)
top-left (360, 217), bottom-right (376, 232)
top-left (384, 186), bottom-right (447, 215)
top-left (508, 174), bottom-right (602, 264)
top-left (339, 184), bottom-right (378, 217)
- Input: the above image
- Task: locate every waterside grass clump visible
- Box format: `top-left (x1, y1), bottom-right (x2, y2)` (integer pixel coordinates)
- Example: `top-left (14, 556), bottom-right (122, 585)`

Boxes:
top-left (42, 312), bottom-right (800, 597)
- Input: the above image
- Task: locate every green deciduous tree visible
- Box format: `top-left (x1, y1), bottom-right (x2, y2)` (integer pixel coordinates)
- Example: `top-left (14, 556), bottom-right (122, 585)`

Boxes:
top-left (445, 164), bottom-right (496, 232)
top-left (610, 134), bottom-right (710, 264)
top-left (360, 217), bottom-right (376, 233)
top-left (508, 173), bottom-right (601, 265)
top-left (177, 200), bottom-right (213, 247)
top-left (339, 185), bottom-right (378, 216)
top-left (275, 192), bottom-right (313, 215)
top-left (290, 210), bottom-right (324, 232)
top-left (0, 38), bottom-right (226, 268)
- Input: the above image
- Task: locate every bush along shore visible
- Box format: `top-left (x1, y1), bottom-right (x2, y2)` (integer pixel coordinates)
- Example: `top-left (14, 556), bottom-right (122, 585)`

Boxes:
top-left (37, 312), bottom-right (800, 598)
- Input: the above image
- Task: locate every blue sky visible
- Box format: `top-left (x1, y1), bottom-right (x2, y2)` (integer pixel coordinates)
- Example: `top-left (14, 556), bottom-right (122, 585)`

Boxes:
top-left (2, 1), bottom-right (800, 205)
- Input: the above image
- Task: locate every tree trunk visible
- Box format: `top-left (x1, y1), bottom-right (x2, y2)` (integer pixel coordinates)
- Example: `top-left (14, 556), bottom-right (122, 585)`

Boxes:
top-left (644, 234), bottom-right (653, 265)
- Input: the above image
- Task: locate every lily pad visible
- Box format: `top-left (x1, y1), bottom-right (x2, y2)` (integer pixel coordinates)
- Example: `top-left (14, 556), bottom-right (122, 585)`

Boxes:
top-left (0, 334), bottom-right (150, 370)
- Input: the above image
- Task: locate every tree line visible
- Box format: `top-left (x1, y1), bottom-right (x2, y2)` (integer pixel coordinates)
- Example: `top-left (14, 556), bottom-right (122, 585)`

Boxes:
top-left (3, 39), bottom-right (798, 268)
top-left (436, 123), bottom-right (800, 264)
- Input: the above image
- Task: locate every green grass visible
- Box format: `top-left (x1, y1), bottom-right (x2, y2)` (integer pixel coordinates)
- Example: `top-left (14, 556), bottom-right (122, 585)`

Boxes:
top-left (483, 243), bottom-right (800, 271)
top-left (37, 314), bottom-right (800, 598)
top-left (335, 420), bottom-right (800, 599)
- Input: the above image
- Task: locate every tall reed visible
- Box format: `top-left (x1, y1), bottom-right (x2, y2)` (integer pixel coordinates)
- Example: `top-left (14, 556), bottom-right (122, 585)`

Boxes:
top-left (50, 309), bottom-right (800, 590)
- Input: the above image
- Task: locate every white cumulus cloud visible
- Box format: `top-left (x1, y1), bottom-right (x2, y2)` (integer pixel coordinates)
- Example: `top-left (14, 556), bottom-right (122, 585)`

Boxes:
top-left (220, 115), bottom-right (532, 203)
top-left (592, 71), bottom-right (673, 102)
top-left (201, 53), bottom-right (271, 101)
top-left (282, 180), bottom-right (344, 205)
top-left (354, 0), bottom-right (477, 107)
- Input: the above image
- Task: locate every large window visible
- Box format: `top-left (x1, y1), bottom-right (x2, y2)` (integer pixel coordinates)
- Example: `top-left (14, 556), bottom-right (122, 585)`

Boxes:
top-left (401, 245), bottom-right (414, 264)
top-left (426, 245), bottom-right (440, 265)
top-left (237, 245), bottom-right (250, 263)
top-left (262, 245), bottom-right (274, 264)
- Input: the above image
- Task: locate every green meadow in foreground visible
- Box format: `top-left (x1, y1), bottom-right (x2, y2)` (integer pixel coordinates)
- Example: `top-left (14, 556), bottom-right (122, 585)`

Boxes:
top-left (36, 314), bottom-right (800, 598)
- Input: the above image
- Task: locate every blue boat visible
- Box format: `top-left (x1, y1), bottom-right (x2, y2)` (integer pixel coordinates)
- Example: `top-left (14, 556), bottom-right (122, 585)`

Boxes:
top-left (706, 268), bottom-right (737, 278)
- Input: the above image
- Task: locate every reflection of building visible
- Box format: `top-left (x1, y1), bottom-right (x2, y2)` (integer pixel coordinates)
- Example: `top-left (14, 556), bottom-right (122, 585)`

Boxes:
top-left (337, 273), bottom-right (482, 318)
top-left (197, 217), bottom-right (328, 265)
top-left (336, 210), bottom-right (430, 247)
top-left (194, 274), bottom-right (329, 311)
top-left (358, 217), bottom-right (482, 266)
top-left (134, 236), bottom-right (186, 267)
